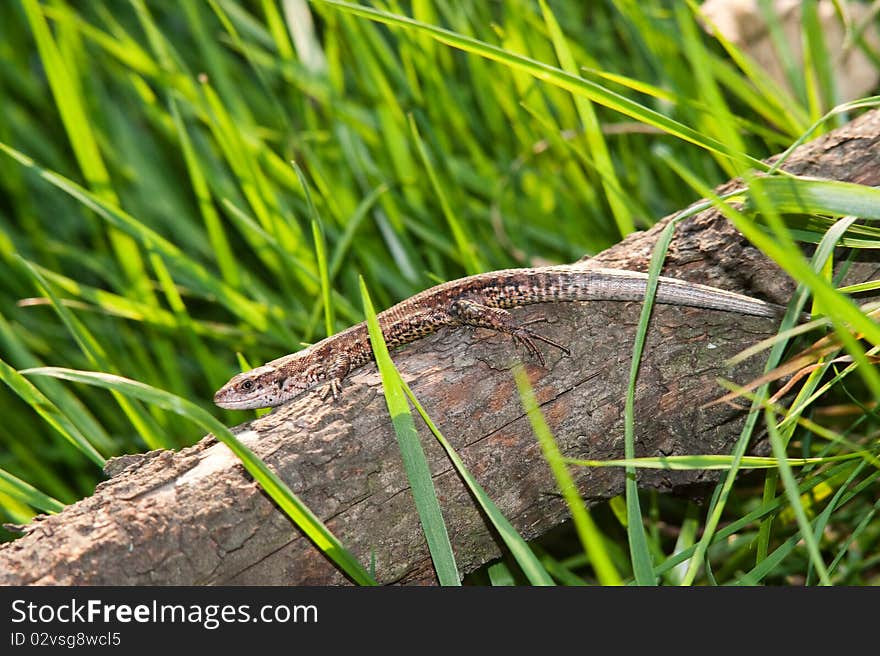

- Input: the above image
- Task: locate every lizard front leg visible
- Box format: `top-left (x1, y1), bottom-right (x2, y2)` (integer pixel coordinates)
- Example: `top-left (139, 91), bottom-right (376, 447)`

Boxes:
top-left (450, 298), bottom-right (570, 366)
top-left (318, 351), bottom-right (352, 401)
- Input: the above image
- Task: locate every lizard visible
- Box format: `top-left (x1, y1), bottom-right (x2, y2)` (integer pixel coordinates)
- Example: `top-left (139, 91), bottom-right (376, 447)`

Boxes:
top-left (213, 264), bottom-right (793, 410)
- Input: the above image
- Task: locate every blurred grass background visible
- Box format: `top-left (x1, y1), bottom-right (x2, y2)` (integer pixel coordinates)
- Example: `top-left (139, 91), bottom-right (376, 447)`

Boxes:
top-left (1, 0), bottom-right (878, 584)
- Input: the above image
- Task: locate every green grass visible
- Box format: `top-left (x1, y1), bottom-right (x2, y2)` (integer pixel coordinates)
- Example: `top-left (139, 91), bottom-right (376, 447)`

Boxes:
top-left (361, 276), bottom-right (459, 585)
top-left (1, 0), bottom-right (879, 585)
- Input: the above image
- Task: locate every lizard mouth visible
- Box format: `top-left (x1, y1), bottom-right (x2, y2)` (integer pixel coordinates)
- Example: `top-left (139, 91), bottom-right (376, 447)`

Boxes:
top-left (213, 387), bottom-right (260, 410)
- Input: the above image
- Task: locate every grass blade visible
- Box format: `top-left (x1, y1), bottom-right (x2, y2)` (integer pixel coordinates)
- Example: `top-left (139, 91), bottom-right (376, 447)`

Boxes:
top-left (513, 365), bottom-right (622, 585)
top-left (295, 161), bottom-right (336, 337)
top-left (0, 142), bottom-right (273, 334)
top-left (0, 467), bottom-right (65, 515)
top-left (750, 176), bottom-right (880, 221)
top-left (619, 213), bottom-right (691, 586)
top-left (539, 0), bottom-right (634, 236)
top-left (765, 408), bottom-right (831, 585)
top-left (21, 366), bottom-right (377, 586)
top-left (169, 97), bottom-right (241, 290)
top-left (360, 277), bottom-right (460, 585)
top-left (317, 0), bottom-right (767, 169)
top-left (17, 256), bottom-right (169, 451)
top-left (408, 115), bottom-right (482, 274)
top-left (0, 356), bottom-right (105, 468)
top-left (400, 380), bottom-right (554, 586)
top-left (0, 310), bottom-right (115, 455)
top-left (22, 0), bottom-right (152, 302)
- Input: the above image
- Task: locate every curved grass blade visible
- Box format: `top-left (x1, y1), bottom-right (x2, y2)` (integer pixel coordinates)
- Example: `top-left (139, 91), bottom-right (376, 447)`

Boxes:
top-left (539, 0), bottom-right (633, 236)
top-left (765, 408), bottom-right (831, 585)
top-left (408, 115), bottom-right (482, 275)
top-left (0, 467), bottom-right (65, 515)
top-left (317, 0), bottom-right (767, 169)
top-left (0, 357), bottom-right (105, 468)
top-left (360, 277), bottom-right (460, 585)
top-left (18, 257), bottom-right (169, 451)
top-left (653, 461), bottom-right (876, 581)
top-left (750, 177), bottom-right (880, 222)
top-left (400, 380), bottom-right (554, 586)
top-left (618, 214), bottom-right (689, 586)
top-left (295, 161), bottom-right (335, 337)
top-left (0, 310), bottom-right (115, 455)
top-left (513, 365), bottom-right (622, 586)
top-left (0, 142), bottom-right (272, 334)
top-left (21, 366), bottom-right (377, 586)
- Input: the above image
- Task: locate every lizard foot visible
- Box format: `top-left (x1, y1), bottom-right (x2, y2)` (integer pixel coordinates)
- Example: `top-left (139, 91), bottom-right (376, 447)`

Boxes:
top-left (512, 328), bottom-right (571, 367)
top-left (319, 378), bottom-right (344, 401)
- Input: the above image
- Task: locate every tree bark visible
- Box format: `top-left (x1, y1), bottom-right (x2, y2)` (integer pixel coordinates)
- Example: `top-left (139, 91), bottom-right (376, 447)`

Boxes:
top-left (3, 110), bottom-right (880, 586)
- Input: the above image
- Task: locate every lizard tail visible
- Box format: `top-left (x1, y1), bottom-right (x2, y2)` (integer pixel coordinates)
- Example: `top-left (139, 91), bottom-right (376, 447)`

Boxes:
top-left (578, 267), bottom-right (790, 319)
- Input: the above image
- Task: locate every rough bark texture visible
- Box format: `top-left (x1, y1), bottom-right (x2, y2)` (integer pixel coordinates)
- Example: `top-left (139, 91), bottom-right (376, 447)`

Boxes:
top-left (3, 111), bottom-right (880, 586)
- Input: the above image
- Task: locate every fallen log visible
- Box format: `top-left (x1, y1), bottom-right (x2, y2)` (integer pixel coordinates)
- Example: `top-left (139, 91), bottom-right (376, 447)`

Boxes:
top-left (3, 110), bottom-right (879, 585)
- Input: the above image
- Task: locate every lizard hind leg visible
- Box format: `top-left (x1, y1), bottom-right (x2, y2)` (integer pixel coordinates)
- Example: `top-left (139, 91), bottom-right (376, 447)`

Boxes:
top-left (514, 326), bottom-right (571, 365)
top-left (450, 299), bottom-right (570, 367)
top-left (517, 315), bottom-right (573, 356)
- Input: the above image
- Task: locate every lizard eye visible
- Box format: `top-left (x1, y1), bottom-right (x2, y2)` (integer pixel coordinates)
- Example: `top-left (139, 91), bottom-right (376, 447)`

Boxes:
top-left (241, 380), bottom-right (254, 391)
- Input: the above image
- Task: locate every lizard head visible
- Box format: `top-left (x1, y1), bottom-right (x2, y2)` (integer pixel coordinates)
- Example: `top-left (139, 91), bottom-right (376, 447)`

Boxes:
top-left (213, 354), bottom-right (321, 410)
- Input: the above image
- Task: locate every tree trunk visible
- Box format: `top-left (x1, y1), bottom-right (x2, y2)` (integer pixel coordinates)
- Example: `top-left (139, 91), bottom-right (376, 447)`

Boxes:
top-left (3, 110), bottom-right (880, 586)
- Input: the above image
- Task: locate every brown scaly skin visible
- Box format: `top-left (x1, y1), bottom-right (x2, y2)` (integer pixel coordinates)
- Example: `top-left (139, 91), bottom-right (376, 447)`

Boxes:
top-left (213, 265), bottom-right (788, 410)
